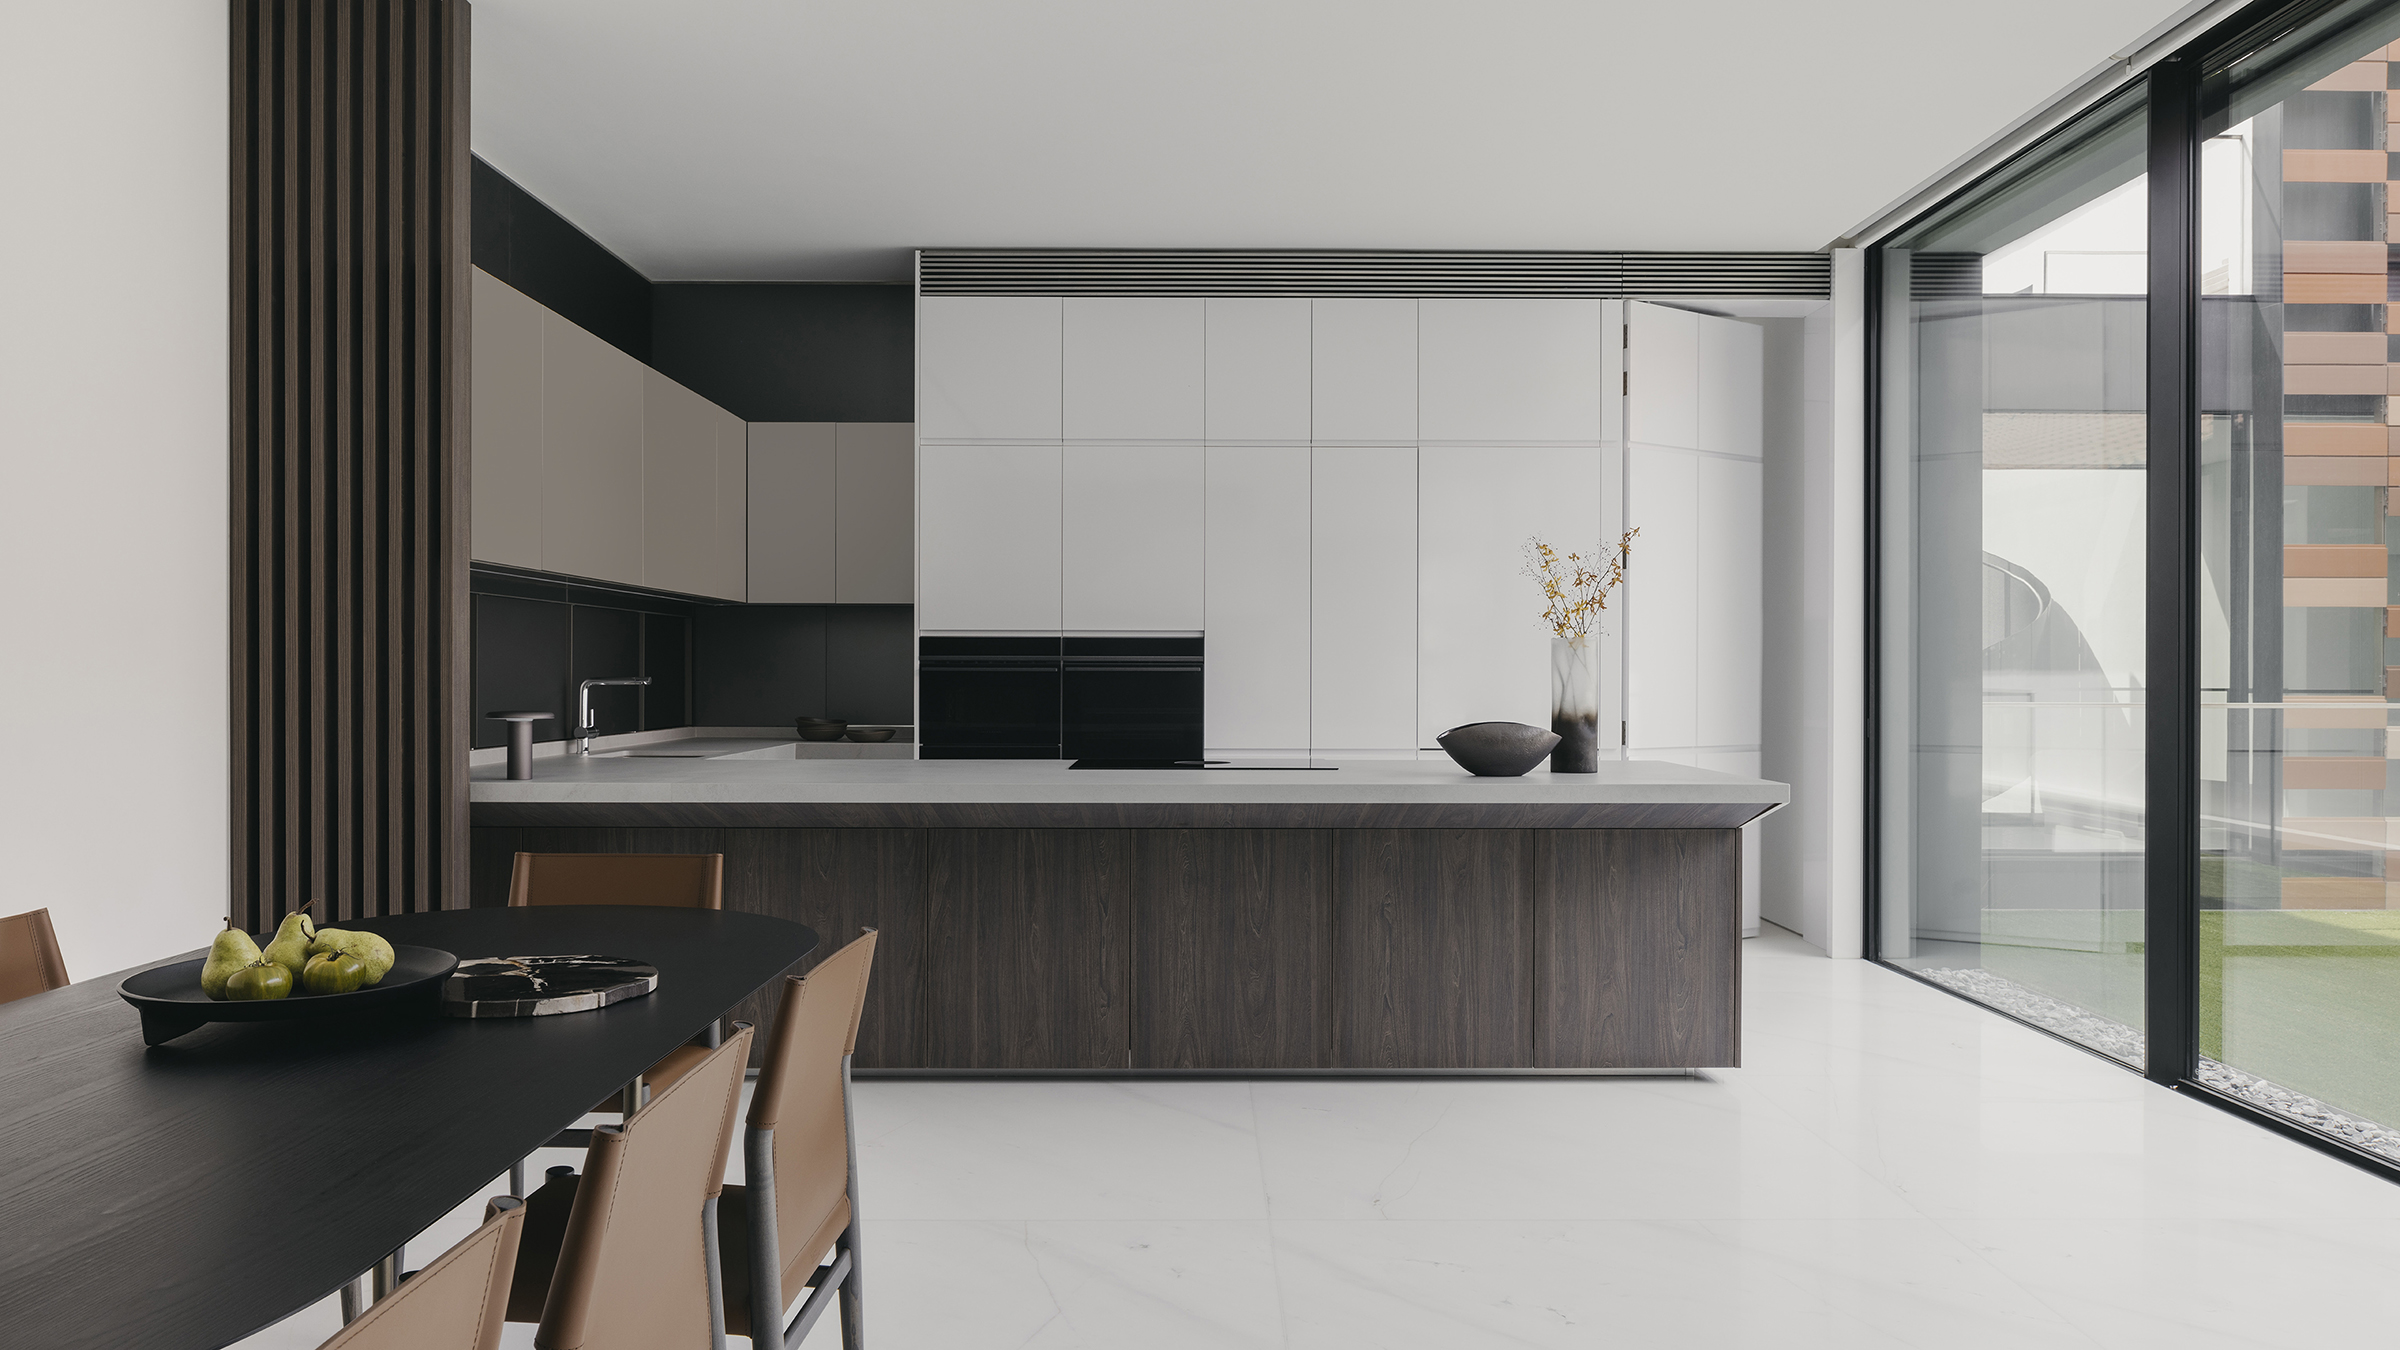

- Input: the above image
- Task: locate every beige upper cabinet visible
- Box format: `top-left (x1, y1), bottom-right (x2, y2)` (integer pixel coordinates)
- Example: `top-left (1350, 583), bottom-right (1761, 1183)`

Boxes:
top-left (746, 422), bottom-right (839, 603)
top-left (835, 422), bottom-right (913, 603)
top-left (469, 269), bottom-right (543, 569)
top-left (745, 421), bottom-right (914, 604)
top-left (469, 268), bottom-right (747, 599)
top-left (538, 311), bottom-right (646, 587)
top-left (642, 368), bottom-right (726, 598)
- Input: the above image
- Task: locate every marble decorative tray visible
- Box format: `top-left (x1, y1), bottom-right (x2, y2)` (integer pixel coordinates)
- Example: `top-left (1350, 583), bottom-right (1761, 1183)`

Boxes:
top-left (440, 954), bottom-right (659, 1018)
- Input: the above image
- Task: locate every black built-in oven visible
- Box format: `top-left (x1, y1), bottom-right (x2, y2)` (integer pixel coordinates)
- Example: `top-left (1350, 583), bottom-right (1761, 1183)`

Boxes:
top-left (917, 637), bottom-right (1062, 759)
top-left (1061, 637), bottom-right (1204, 765)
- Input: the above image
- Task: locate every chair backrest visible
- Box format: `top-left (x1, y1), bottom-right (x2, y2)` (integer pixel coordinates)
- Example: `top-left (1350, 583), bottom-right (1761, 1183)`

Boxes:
top-left (318, 1199), bottom-right (525, 1350)
top-left (507, 853), bottom-right (723, 909)
top-left (0, 908), bottom-right (68, 1004)
top-left (749, 929), bottom-right (876, 1286)
top-left (539, 1025), bottom-right (753, 1350)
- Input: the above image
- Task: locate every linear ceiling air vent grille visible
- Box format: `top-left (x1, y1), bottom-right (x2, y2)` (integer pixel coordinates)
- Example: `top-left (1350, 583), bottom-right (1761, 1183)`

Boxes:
top-left (918, 250), bottom-right (1830, 298)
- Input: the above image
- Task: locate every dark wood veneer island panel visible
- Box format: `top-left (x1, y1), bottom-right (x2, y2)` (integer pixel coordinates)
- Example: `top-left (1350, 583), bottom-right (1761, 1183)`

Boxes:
top-left (470, 816), bottom-right (1746, 1072)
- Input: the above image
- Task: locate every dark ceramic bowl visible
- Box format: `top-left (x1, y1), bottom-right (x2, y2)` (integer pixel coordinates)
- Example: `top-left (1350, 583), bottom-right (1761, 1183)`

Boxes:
top-left (844, 727), bottom-right (896, 743)
top-left (1436, 721), bottom-right (1562, 777)
top-left (797, 719), bottom-right (849, 741)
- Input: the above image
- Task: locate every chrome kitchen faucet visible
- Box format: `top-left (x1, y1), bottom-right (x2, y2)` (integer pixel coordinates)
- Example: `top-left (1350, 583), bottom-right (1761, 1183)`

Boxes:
top-left (574, 677), bottom-right (652, 755)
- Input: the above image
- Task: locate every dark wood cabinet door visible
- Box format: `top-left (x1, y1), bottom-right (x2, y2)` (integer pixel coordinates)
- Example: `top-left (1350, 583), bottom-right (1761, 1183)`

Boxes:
top-left (1331, 829), bottom-right (1532, 1068)
top-left (926, 829), bottom-right (1131, 1068)
top-left (723, 829), bottom-right (929, 1069)
top-left (1131, 829), bottom-right (1331, 1069)
top-left (1534, 829), bottom-right (1740, 1068)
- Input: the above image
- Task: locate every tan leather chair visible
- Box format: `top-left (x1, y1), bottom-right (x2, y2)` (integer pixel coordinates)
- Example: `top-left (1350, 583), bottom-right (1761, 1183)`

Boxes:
top-left (0, 908), bottom-right (69, 1004)
top-left (315, 1198), bottom-right (525, 1350)
top-left (509, 852), bottom-right (724, 909)
top-left (716, 929), bottom-right (876, 1350)
top-left (506, 851), bottom-right (727, 1193)
top-left (508, 1024), bottom-right (754, 1350)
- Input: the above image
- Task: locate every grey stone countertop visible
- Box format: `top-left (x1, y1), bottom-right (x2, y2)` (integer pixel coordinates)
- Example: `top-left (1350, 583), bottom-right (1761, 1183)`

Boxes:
top-left (469, 754), bottom-right (1792, 806)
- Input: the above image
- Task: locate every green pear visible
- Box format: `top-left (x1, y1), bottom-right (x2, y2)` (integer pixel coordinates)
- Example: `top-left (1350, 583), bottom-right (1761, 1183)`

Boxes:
top-left (224, 958), bottom-right (292, 1001)
top-left (200, 928), bottom-right (261, 1000)
top-left (308, 928), bottom-right (396, 985)
top-left (261, 911), bottom-right (316, 978)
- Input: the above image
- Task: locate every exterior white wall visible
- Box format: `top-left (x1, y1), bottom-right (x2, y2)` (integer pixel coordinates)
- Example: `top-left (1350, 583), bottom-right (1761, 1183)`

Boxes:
top-left (0, 9), bottom-right (229, 976)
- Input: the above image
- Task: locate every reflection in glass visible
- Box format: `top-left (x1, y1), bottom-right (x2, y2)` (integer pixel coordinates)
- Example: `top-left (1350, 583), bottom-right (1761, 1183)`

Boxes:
top-left (2199, 9), bottom-right (2400, 1161)
top-left (1878, 85), bottom-right (2149, 1062)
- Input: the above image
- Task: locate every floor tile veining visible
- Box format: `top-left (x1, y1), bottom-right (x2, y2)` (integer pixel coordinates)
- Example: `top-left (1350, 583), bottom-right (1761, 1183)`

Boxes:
top-left (233, 927), bottom-right (2400, 1349)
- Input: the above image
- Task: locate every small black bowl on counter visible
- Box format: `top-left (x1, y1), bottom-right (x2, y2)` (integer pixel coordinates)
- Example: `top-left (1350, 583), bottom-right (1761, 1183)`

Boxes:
top-left (796, 717), bottom-right (849, 742)
top-left (1436, 721), bottom-right (1562, 777)
top-left (844, 727), bottom-right (896, 743)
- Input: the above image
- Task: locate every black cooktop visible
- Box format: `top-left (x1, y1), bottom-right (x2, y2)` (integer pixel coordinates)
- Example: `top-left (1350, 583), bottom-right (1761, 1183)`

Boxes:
top-left (1068, 759), bottom-right (1337, 771)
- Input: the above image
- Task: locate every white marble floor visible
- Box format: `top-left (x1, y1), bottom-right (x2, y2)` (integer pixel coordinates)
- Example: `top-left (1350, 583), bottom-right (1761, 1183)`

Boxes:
top-left (237, 926), bottom-right (2400, 1349)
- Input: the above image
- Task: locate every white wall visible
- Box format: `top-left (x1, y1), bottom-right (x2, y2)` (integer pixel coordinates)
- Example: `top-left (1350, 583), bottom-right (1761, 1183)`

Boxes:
top-left (0, 9), bottom-right (228, 977)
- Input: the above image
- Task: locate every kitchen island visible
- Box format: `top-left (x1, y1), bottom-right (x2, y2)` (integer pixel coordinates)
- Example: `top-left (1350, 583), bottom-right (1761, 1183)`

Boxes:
top-left (471, 755), bottom-right (1788, 1075)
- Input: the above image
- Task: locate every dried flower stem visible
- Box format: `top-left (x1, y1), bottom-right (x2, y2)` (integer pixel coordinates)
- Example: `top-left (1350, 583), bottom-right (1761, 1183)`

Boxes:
top-left (1521, 529), bottom-right (1637, 640)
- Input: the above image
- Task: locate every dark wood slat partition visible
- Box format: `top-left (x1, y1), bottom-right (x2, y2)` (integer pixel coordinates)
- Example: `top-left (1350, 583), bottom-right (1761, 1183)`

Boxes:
top-left (231, 0), bottom-right (471, 929)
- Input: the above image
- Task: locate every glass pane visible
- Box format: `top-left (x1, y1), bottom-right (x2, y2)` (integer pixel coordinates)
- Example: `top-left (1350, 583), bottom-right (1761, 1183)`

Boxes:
top-left (1877, 85), bottom-right (2148, 1063)
top-left (2200, 7), bottom-right (2400, 1162)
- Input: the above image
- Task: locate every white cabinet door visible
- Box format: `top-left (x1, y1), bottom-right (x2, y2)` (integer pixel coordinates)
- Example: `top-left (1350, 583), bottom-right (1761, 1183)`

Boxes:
top-left (470, 268), bottom-right (543, 569)
top-left (836, 422), bottom-right (914, 603)
top-left (1206, 447), bottom-right (1311, 749)
top-left (1624, 444), bottom-right (1698, 757)
top-left (1693, 447), bottom-right (1762, 751)
top-left (1063, 298), bottom-right (1204, 440)
top-left (1695, 313), bottom-right (1764, 458)
top-left (1311, 299), bottom-right (1416, 441)
top-left (1417, 299), bottom-right (1603, 442)
top-left (1311, 446), bottom-right (1416, 750)
top-left (711, 404), bottom-right (747, 601)
top-left (539, 313), bottom-right (645, 586)
top-left (1205, 298), bottom-right (1311, 441)
top-left (1417, 447), bottom-right (1602, 745)
top-left (746, 422), bottom-right (838, 603)
top-left (918, 443), bottom-right (1062, 631)
top-left (918, 296), bottom-right (1062, 440)
top-left (1062, 445), bottom-right (1205, 630)
top-left (643, 368), bottom-right (724, 598)
top-left (1626, 300), bottom-right (1700, 451)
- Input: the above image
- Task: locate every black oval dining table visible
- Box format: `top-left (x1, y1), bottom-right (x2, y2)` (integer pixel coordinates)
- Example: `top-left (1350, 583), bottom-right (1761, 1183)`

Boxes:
top-left (0, 906), bottom-right (817, 1350)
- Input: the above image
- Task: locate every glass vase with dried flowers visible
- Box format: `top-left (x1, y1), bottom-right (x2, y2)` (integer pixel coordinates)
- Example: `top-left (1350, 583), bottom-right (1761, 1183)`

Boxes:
top-left (1521, 530), bottom-right (1636, 773)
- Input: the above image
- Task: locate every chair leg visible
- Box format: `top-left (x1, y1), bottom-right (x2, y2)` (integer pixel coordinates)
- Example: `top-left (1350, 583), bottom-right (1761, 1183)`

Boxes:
top-left (835, 1225), bottom-right (864, 1350)
top-left (509, 1158), bottom-right (526, 1198)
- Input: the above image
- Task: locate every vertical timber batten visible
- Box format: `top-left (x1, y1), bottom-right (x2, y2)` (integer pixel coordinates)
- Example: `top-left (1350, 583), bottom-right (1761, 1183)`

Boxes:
top-left (232, 0), bottom-right (471, 929)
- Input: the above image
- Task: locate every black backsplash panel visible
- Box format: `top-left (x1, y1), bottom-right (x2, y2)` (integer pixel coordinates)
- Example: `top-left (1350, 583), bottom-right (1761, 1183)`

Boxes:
top-left (696, 606), bottom-right (827, 726)
top-left (472, 595), bottom-right (571, 750)
top-left (695, 603), bottom-right (914, 727)
top-left (570, 606), bottom-right (644, 738)
top-left (644, 614), bottom-right (691, 729)
top-left (650, 283), bottom-right (912, 422)
top-left (473, 567), bottom-right (910, 743)
top-left (825, 606), bottom-right (916, 725)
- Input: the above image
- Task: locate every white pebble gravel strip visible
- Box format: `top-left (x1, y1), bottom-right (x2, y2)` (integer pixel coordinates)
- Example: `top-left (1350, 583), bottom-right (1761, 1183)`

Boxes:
top-left (1910, 964), bottom-right (2400, 1164)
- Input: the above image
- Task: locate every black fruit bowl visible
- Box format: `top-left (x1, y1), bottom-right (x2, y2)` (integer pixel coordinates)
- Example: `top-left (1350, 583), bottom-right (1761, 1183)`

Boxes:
top-left (797, 718), bottom-right (849, 741)
top-left (844, 727), bottom-right (896, 743)
top-left (118, 944), bottom-right (458, 1046)
top-left (1436, 721), bottom-right (1563, 777)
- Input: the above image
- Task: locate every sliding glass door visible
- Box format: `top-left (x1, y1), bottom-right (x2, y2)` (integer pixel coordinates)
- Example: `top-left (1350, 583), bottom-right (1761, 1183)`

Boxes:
top-left (1877, 86), bottom-right (2150, 1064)
top-left (1877, 0), bottom-right (2400, 1169)
top-left (2195, 5), bottom-right (2400, 1158)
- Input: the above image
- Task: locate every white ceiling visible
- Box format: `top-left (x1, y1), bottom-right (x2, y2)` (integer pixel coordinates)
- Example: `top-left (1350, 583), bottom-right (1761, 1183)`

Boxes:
top-left (470, 0), bottom-right (2200, 283)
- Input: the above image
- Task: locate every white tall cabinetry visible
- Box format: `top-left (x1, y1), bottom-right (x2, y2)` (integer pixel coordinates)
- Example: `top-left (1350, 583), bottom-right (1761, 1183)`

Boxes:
top-left (916, 286), bottom-right (1763, 777)
top-left (1624, 299), bottom-right (1765, 931)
